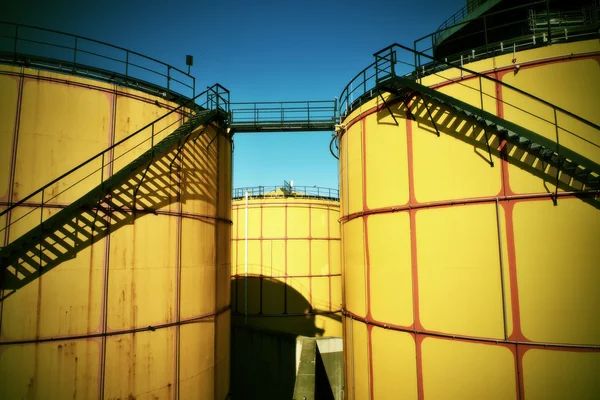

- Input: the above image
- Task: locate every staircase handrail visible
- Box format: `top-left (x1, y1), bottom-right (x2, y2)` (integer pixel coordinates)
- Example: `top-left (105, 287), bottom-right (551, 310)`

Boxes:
top-left (0, 84), bottom-right (229, 224)
top-left (375, 42), bottom-right (600, 132)
top-left (0, 21), bottom-right (196, 98)
top-left (338, 41), bottom-right (600, 136)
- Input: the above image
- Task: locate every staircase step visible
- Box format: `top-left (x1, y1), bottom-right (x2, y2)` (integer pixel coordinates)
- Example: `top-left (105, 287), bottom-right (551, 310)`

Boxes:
top-left (61, 223), bottom-right (94, 241)
top-left (0, 110), bottom-right (220, 289)
top-left (530, 143), bottom-right (542, 150)
top-left (538, 148), bottom-right (554, 160)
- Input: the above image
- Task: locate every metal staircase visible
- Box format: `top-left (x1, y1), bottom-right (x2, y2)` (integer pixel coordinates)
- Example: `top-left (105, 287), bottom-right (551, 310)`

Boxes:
top-left (376, 75), bottom-right (600, 190)
top-left (338, 43), bottom-right (600, 194)
top-left (0, 85), bottom-right (229, 293)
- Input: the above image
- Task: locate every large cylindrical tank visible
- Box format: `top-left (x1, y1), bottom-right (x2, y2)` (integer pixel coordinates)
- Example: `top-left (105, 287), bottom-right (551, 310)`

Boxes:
top-left (231, 186), bottom-right (342, 337)
top-left (0, 63), bottom-right (231, 398)
top-left (339, 40), bottom-right (600, 399)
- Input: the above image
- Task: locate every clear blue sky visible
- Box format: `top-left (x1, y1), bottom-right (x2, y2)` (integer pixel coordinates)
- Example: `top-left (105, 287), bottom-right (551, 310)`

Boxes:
top-left (4, 0), bottom-right (463, 191)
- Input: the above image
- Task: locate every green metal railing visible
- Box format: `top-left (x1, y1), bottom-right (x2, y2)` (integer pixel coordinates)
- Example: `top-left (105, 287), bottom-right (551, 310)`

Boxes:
top-left (232, 186), bottom-right (339, 201)
top-left (0, 22), bottom-right (196, 100)
top-left (0, 83), bottom-right (229, 238)
top-left (229, 100), bottom-right (337, 132)
top-left (339, 41), bottom-right (600, 139)
top-left (433, 0), bottom-right (495, 43)
top-left (338, 42), bottom-right (600, 192)
top-left (414, 1), bottom-right (600, 73)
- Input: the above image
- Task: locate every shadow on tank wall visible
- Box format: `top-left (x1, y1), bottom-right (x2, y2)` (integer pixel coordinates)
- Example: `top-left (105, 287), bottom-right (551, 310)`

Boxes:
top-left (0, 130), bottom-right (224, 293)
top-left (230, 276), bottom-right (341, 400)
top-left (377, 97), bottom-right (600, 210)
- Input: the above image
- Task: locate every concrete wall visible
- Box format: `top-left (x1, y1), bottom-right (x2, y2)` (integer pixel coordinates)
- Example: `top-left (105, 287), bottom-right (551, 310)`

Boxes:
top-left (231, 324), bottom-right (297, 399)
top-left (231, 326), bottom-right (344, 400)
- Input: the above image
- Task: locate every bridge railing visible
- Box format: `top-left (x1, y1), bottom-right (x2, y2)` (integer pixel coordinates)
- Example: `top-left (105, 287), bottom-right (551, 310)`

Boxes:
top-left (232, 186), bottom-right (339, 201)
top-left (229, 100), bottom-right (337, 131)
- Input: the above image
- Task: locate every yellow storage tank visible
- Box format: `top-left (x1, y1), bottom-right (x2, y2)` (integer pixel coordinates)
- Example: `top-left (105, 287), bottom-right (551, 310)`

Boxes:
top-left (0, 29), bottom-right (231, 399)
top-left (231, 185), bottom-right (342, 337)
top-left (339, 39), bottom-right (600, 399)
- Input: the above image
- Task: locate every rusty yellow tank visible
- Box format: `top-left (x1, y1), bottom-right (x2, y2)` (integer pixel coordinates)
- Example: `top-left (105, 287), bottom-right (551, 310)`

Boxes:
top-left (0, 28), bottom-right (231, 399)
top-left (231, 186), bottom-right (342, 337)
top-left (338, 37), bottom-right (600, 399)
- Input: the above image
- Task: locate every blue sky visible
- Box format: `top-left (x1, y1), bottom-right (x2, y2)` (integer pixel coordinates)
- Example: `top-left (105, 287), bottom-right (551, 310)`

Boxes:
top-left (4, 0), bottom-right (463, 191)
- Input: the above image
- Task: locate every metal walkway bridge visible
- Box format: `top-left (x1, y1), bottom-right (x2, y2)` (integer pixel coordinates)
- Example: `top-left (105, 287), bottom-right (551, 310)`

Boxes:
top-left (228, 100), bottom-right (337, 133)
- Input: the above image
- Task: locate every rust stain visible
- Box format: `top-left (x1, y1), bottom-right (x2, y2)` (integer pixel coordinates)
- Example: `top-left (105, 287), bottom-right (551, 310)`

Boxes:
top-left (73, 350), bottom-right (78, 400)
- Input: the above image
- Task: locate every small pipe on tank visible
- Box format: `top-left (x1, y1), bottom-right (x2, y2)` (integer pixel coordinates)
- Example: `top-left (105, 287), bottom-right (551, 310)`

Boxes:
top-left (244, 190), bottom-right (249, 325)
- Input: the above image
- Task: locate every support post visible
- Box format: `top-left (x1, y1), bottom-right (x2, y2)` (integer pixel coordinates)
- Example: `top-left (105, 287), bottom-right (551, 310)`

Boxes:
top-left (479, 77), bottom-right (494, 167)
top-left (553, 108), bottom-right (560, 205)
top-left (377, 90), bottom-right (399, 126)
top-left (13, 25), bottom-right (18, 63)
top-left (73, 37), bottom-right (78, 71)
top-left (420, 94), bottom-right (440, 137)
top-left (546, 0), bottom-right (552, 43)
top-left (484, 16), bottom-right (488, 55)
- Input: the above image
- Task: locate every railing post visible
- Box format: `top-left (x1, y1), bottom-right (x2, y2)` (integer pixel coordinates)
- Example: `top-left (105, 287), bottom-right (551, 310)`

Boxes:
top-left (479, 76), bottom-right (484, 112)
top-left (254, 103), bottom-right (258, 128)
top-left (390, 49), bottom-right (396, 77)
top-left (167, 66), bottom-right (171, 93)
top-left (334, 97), bottom-right (338, 124)
top-left (431, 34), bottom-right (434, 55)
top-left (413, 41), bottom-right (419, 80)
top-left (484, 16), bottom-right (488, 55)
top-left (546, 0), bottom-right (552, 43)
top-left (307, 102), bottom-right (310, 125)
top-left (73, 37), bottom-right (78, 70)
top-left (13, 25), bottom-right (18, 63)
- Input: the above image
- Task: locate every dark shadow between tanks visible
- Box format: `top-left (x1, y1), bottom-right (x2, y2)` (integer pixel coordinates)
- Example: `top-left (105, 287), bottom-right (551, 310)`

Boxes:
top-left (230, 276), bottom-right (340, 400)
